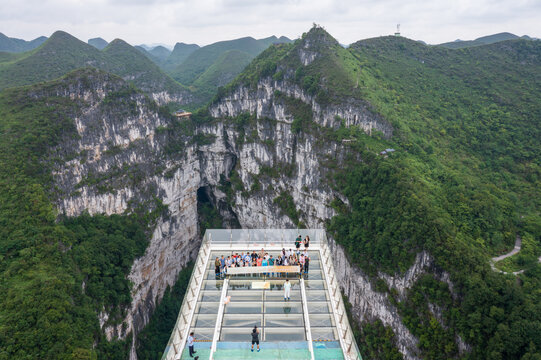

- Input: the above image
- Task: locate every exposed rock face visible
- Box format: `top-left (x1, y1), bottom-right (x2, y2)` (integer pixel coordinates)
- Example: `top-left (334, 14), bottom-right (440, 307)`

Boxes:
top-left (50, 72), bottom-right (202, 351)
top-left (209, 78), bottom-right (393, 138)
top-left (151, 90), bottom-right (193, 106)
top-left (51, 70), bottom-right (461, 359)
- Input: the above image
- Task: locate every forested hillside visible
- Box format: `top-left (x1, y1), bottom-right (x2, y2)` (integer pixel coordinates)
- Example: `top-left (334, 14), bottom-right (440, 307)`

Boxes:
top-left (0, 69), bottom-right (187, 359)
top-left (0, 32), bottom-right (47, 52)
top-left (0, 25), bottom-right (539, 360)
top-left (213, 26), bottom-right (541, 358)
top-left (0, 31), bottom-right (189, 102)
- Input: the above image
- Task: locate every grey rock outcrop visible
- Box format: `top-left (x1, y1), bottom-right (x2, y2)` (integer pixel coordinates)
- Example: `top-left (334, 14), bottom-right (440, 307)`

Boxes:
top-left (49, 68), bottom-right (461, 360)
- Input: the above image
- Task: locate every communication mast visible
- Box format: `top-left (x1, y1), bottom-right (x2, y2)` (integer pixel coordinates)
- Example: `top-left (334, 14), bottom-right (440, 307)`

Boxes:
top-left (394, 24), bottom-right (401, 36)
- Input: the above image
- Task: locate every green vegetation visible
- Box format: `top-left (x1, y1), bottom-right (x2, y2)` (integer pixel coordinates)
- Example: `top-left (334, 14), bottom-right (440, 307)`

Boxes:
top-left (343, 295), bottom-right (402, 360)
top-left (192, 50), bottom-right (253, 101)
top-left (0, 31), bottom-right (188, 98)
top-left (394, 275), bottom-right (457, 359)
top-left (0, 32), bottom-right (47, 53)
top-left (324, 32), bottom-right (541, 359)
top-left (63, 213), bottom-right (149, 324)
top-left (273, 191), bottom-right (302, 226)
top-left (223, 25), bottom-right (541, 358)
top-left (0, 70), bottom-right (163, 359)
top-left (161, 42), bottom-right (200, 72)
top-left (437, 32), bottom-right (521, 49)
top-left (495, 233), bottom-right (541, 273)
top-left (170, 36), bottom-right (289, 85)
top-left (88, 37), bottom-right (109, 50)
top-left (136, 264), bottom-right (193, 360)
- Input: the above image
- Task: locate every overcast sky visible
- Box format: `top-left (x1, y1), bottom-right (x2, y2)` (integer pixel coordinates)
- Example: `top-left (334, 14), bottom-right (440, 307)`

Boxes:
top-left (1, 0), bottom-right (540, 47)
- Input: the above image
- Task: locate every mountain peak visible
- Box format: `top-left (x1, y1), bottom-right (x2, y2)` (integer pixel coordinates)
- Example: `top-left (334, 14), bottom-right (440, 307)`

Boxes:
top-left (88, 37), bottom-right (108, 50)
top-left (107, 38), bottom-right (132, 48)
top-left (49, 30), bottom-right (76, 41)
top-left (303, 25), bottom-right (338, 43)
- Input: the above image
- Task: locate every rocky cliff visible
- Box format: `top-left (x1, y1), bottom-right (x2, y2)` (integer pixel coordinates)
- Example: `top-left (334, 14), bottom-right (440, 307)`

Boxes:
top-left (49, 35), bottom-right (462, 360)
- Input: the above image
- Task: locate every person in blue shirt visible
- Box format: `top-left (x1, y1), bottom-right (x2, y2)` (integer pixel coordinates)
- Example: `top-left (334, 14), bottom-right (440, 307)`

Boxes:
top-left (187, 332), bottom-right (196, 357)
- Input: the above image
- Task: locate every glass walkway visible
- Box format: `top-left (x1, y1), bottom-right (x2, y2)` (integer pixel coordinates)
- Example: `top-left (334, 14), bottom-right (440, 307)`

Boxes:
top-left (162, 230), bottom-right (362, 360)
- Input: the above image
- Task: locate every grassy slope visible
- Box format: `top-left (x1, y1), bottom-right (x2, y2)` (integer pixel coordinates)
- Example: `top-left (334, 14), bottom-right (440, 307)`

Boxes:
top-left (217, 27), bottom-right (541, 359)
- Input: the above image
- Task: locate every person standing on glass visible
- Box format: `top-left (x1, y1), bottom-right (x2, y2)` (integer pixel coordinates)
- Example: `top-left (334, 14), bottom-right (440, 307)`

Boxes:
top-left (251, 325), bottom-right (260, 352)
top-left (187, 332), bottom-right (196, 357)
top-left (284, 279), bottom-right (291, 301)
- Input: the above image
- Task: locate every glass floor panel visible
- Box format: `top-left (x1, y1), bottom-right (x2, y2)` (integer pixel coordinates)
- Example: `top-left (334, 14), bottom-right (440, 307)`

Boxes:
top-left (265, 327), bottom-right (305, 341)
top-left (203, 280), bottom-right (224, 290)
top-left (265, 314), bottom-right (304, 327)
top-left (311, 327), bottom-right (338, 341)
top-left (220, 327), bottom-right (256, 341)
top-left (177, 247), bottom-right (346, 359)
top-left (224, 302), bottom-right (263, 314)
top-left (228, 290), bottom-right (263, 302)
top-left (304, 280), bottom-right (327, 290)
top-left (228, 280), bottom-right (253, 290)
top-left (199, 290), bottom-right (221, 302)
top-left (309, 314), bottom-right (335, 327)
top-left (196, 302), bottom-right (219, 314)
top-left (302, 271), bottom-right (324, 280)
top-left (191, 314), bottom-right (218, 328)
top-left (265, 301), bottom-right (303, 314)
top-left (222, 314), bottom-right (262, 327)
top-left (188, 327), bottom-right (214, 341)
top-left (305, 290), bottom-right (329, 301)
top-left (265, 290), bottom-right (301, 301)
top-left (307, 302), bottom-right (332, 314)
top-left (205, 269), bottom-right (220, 279)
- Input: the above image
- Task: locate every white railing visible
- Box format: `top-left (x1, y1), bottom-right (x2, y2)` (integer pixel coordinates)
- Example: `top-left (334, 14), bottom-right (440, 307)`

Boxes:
top-left (161, 234), bottom-right (212, 360)
top-left (209, 278), bottom-right (229, 359)
top-left (320, 236), bottom-right (363, 360)
top-left (205, 229), bottom-right (323, 249)
top-left (162, 229), bottom-right (362, 360)
top-left (300, 278), bottom-right (315, 360)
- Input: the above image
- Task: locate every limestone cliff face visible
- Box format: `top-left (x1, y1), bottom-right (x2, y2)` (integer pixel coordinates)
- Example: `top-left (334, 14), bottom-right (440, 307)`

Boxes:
top-left (51, 69), bottom-right (461, 360)
top-left (50, 73), bottom-right (201, 354)
top-left (209, 78), bottom-right (393, 138)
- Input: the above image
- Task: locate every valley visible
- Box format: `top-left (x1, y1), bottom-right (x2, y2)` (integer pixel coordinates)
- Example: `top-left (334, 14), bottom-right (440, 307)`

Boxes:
top-left (0, 24), bottom-right (540, 360)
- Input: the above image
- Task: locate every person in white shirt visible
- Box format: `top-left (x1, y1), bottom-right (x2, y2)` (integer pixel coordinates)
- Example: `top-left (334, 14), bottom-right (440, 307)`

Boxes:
top-left (187, 332), bottom-right (196, 357)
top-left (283, 279), bottom-right (291, 301)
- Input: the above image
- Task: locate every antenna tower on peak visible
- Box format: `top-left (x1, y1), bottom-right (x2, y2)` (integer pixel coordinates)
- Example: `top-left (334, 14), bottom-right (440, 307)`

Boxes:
top-left (395, 24), bottom-right (401, 37)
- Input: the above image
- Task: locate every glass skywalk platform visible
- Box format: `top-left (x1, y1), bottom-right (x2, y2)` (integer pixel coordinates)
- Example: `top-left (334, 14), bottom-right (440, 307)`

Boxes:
top-left (162, 229), bottom-right (362, 360)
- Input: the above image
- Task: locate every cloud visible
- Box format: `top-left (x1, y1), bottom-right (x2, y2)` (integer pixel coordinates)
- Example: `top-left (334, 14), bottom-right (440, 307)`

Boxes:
top-left (1, 0), bottom-right (540, 46)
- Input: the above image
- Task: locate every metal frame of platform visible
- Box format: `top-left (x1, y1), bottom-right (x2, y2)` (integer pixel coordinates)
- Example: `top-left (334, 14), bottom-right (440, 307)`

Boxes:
top-left (161, 229), bottom-right (362, 360)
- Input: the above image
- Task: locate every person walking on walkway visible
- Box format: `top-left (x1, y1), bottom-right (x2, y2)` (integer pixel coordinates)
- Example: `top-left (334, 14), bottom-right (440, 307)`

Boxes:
top-left (251, 326), bottom-right (260, 352)
top-left (284, 279), bottom-right (291, 301)
top-left (187, 332), bottom-right (196, 357)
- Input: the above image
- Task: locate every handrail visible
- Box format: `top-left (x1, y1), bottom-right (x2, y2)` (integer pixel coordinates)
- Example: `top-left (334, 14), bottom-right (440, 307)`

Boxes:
top-left (209, 278), bottom-right (229, 359)
top-left (162, 229), bottom-right (362, 360)
top-left (161, 235), bottom-right (212, 360)
top-left (300, 278), bottom-right (315, 360)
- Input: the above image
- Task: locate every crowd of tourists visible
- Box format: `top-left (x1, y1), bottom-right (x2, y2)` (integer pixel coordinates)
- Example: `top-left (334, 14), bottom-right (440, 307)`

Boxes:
top-left (214, 235), bottom-right (311, 277)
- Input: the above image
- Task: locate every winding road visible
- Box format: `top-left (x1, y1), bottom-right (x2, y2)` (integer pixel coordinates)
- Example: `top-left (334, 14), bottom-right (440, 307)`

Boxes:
top-left (492, 236), bottom-right (522, 263)
top-left (490, 236), bottom-right (541, 275)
